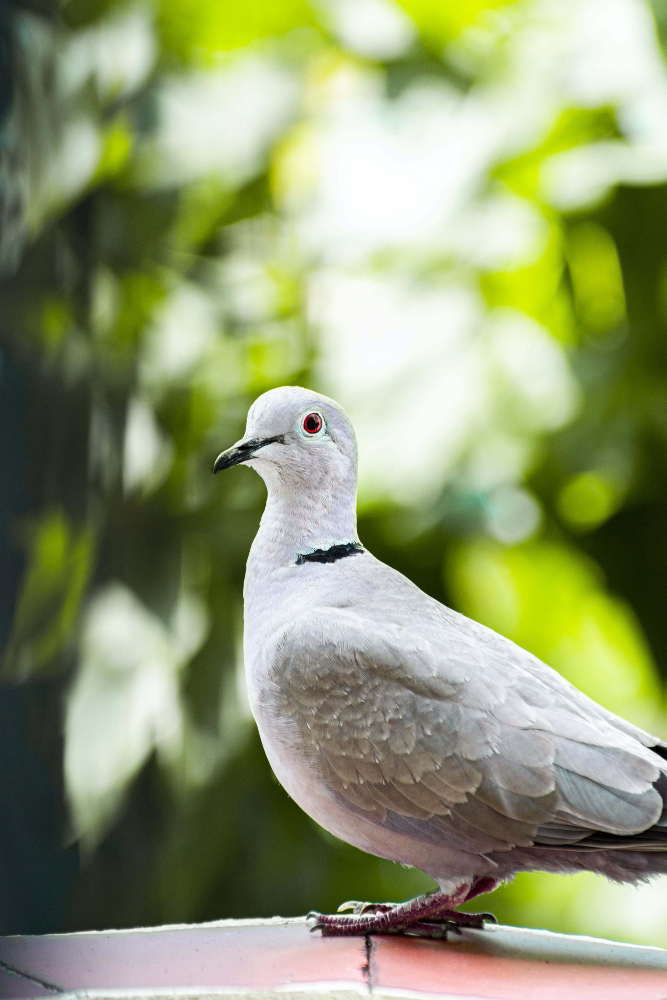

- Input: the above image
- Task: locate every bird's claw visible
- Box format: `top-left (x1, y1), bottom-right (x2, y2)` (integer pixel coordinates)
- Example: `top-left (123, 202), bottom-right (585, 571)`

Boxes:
top-left (307, 910), bottom-right (325, 931)
top-left (336, 900), bottom-right (360, 913)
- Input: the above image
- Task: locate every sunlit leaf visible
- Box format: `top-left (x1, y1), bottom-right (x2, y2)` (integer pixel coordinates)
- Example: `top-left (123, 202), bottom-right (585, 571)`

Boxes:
top-left (481, 222), bottom-right (576, 344)
top-left (566, 221), bottom-right (626, 333)
top-left (495, 109), bottom-right (619, 202)
top-left (557, 470), bottom-right (623, 530)
top-left (3, 511), bottom-right (95, 681)
top-left (65, 583), bottom-right (207, 846)
top-left (94, 115), bottom-right (133, 184)
top-left (394, 0), bottom-right (517, 46)
top-left (156, 0), bottom-right (321, 61)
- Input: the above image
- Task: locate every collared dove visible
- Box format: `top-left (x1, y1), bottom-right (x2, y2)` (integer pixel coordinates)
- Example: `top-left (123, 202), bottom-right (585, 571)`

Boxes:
top-left (213, 386), bottom-right (667, 938)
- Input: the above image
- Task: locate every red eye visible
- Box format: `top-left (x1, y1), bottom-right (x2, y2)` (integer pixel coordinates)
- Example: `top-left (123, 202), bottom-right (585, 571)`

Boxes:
top-left (303, 412), bottom-right (323, 434)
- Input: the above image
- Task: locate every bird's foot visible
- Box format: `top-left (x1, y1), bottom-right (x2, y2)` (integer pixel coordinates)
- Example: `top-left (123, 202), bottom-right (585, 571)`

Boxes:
top-left (307, 888), bottom-right (496, 938)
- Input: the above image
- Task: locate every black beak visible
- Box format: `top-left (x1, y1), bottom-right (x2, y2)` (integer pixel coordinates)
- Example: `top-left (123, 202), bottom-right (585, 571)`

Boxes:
top-left (212, 435), bottom-right (284, 474)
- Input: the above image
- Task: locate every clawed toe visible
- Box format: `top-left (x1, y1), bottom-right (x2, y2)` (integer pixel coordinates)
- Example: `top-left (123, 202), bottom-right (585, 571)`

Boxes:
top-left (336, 900), bottom-right (362, 913)
top-left (398, 911), bottom-right (495, 937)
top-left (425, 910), bottom-right (497, 929)
top-left (404, 921), bottom-right (458, 939)
top-left (454, 910), bottom-right (497, 928)
top-left (306, 910), bottom-right (326, 931)
top-left (307, 910), bottom-right (372, 935)
top-left (310, 914), bottom-right (378, 936)
top-left (337, 899), bottom-right (396, 915)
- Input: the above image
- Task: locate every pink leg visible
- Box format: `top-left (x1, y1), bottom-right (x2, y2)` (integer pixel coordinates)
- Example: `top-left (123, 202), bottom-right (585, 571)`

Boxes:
top-left (308, 882), bottom-right (496, 938)
top-left (465, 875), bottom-right (501, 903)
top-left (464, 875), bottom-right (500, 902)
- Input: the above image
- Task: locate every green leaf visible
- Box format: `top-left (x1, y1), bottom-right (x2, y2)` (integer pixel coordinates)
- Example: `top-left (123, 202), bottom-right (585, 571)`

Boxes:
top-left (394, 0), bottom-right (517, 47)
top-left (3, 511), bottom-right (95, 681)
top-left (156, 0), bottom-right (321, 62)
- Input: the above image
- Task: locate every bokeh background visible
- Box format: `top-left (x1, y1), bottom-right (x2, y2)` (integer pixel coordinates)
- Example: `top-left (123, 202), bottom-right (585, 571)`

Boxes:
top-left (4, 0), bottom-right (667, 948)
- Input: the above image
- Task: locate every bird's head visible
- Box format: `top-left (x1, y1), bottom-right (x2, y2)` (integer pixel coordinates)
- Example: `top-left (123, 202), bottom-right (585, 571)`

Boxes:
top-left (213, 386), bottom-right (358, 494)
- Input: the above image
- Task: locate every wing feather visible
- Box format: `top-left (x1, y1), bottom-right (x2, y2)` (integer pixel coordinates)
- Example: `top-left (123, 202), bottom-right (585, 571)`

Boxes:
top-left (274, 609), bottom-right (667, 856)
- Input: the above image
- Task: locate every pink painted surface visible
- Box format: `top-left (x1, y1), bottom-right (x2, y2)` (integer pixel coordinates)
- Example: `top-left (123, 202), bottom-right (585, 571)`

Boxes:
top-left (0, 920), bottom-right (366, 994)
top-left (0, 918), bottom-right (666, 999)
top-left (373, 933), bottom-right (667, 1000)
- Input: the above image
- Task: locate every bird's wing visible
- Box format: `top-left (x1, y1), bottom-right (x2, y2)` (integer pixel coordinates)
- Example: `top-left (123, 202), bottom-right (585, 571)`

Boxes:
top-left (273, 609), bottom-right (666, 856)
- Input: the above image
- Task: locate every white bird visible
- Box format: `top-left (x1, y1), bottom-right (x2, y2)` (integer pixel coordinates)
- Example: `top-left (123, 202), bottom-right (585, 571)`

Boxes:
top-left (213, 385), bottom-right (667, 938)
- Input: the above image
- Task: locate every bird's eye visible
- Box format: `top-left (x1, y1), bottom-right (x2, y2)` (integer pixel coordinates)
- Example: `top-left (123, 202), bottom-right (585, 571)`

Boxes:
top-left (302, 412), bottom-right (323, 435)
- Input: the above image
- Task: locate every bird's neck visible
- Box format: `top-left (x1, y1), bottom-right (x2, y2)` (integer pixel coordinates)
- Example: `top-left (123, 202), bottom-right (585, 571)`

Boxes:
top-left (248, 477), bottom-right (359, 572)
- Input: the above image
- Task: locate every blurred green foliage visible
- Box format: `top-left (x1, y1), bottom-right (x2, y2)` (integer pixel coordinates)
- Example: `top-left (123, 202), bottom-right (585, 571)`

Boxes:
top-left (3, 0), bottom-right (667, 949)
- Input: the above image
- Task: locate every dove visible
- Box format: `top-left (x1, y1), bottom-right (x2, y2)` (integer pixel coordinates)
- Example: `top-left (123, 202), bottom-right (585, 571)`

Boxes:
top-left (213, 385), bottom-right (667, 938)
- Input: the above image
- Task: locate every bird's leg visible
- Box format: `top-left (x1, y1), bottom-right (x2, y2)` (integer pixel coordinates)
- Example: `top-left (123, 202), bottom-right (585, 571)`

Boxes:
top-left (309, 883), bottom-right (497, 937)
top-left (416, 875), bottom-right (500, 929)
top-left (465, 875), bottom-right (501, 902)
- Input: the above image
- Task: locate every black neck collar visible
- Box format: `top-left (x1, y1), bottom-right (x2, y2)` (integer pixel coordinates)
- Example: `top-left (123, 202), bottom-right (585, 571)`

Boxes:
top-left (295, 542), bottom-right (364, 566)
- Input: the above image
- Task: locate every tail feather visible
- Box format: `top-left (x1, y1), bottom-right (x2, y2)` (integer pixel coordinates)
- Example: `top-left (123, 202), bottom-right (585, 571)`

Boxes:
top-left (535, 750), bottom-right (667, 853)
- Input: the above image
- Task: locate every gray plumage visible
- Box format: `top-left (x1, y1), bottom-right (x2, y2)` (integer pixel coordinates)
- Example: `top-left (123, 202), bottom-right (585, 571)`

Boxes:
top-left (214, 385), bottom-right (667, 909)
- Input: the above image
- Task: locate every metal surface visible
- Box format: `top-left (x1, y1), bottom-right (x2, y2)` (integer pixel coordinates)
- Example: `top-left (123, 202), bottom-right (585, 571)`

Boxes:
top-left (0, 917), bottom-right (666, 1000)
